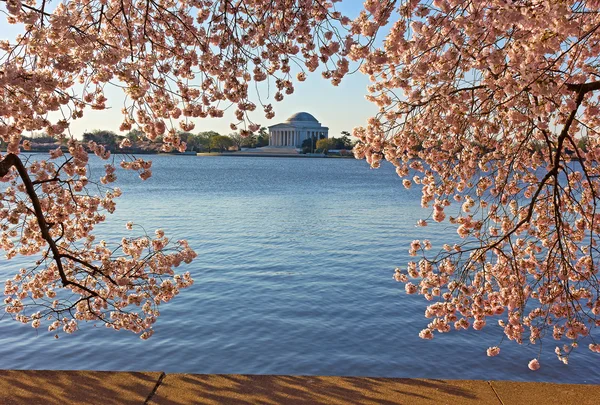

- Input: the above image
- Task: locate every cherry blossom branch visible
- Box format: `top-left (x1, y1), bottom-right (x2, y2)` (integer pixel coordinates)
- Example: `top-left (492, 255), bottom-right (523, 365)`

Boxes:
top-left (0, 153), bottom-right (99, 298)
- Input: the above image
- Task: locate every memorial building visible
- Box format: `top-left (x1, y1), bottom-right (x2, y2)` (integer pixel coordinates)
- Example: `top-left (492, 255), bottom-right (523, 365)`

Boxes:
top-left (268, 112), bottom-right (329, 148)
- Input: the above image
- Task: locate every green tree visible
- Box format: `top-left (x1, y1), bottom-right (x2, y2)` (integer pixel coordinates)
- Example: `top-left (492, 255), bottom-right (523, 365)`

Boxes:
top-left (183, 134), bottom-right (201, 152)
top-left (301, 137), bottom-right (316, 153)
top-left (197, 131), bottom-right (221, 152)
top-left (337, 131), bottom-right (354, 149)
top-left (125, 129), bottom-right (144, 143)
top-left (255, 127), bottom-right (270, 147)
top-left (228, 133), bottom-right (245, 150)
top-left (176, 132), bottom-right (197, 151)
top-left (82, 130), bottom-right (122, 149)
top-left (242, 134), bottom-right (257, 148)
top-left (210, 135), bottom-right (234, 152)
top-left (24, 133), bottom-right (57, 144)
top-left (316, 138), bottom-right (335, 153)
top-left (301, 133), bottom-right (325, 153)
top-left (177, 131), bottom-right (194, 143)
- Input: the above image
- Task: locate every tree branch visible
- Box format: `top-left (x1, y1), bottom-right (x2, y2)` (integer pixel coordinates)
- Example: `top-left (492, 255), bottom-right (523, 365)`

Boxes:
top-left (0, 153), bottom-right (100, 298)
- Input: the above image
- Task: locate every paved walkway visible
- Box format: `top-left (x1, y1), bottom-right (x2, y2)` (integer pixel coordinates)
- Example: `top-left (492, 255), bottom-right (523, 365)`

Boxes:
top-left (0, 370), bottom-right (598, 404)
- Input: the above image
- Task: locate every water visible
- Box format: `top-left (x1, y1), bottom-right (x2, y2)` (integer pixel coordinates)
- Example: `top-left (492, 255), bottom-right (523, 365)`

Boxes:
top-left (0, 155), bottom-right (598, 383)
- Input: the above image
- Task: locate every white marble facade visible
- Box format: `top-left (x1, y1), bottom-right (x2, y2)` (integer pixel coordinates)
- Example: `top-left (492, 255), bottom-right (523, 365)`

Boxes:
top-left (268, 112), bottom-right (329, 148)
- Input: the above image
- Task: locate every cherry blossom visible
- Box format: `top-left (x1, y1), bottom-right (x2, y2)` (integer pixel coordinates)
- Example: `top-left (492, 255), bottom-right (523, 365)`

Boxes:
top-left (6, 0), bottom-right (597, 369)
top-left (353, 0), bottom-right (600, 367)
top-left (0, 0), bottom-right (372, 338)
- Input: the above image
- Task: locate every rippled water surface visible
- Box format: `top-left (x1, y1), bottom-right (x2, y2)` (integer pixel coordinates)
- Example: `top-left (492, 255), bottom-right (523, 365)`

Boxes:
top-left (0, 155), bottom-right (598, 383)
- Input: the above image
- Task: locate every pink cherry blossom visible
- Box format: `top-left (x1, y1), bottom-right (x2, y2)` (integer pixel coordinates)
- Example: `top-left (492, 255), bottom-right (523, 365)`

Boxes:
top-left (487, 347), bottom-right (500, 357)
top-left (0, 0), bottom-right (383, 339)
top-left (353, 1), bottom-right (600, 368)
top-left (528, 359), bottom-right (541, 371)
top-left (3, 0), bottom-right (600, 369)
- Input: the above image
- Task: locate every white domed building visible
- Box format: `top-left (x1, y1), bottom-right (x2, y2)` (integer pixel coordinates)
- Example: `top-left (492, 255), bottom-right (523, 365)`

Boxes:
top-left (268, 112), bottom-right (329, 149)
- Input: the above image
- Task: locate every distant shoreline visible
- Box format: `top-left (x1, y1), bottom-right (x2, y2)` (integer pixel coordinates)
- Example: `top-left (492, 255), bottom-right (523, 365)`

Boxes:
top-left (196, 152), bottom-right (354, 158)
top-left (12, 149), bottom-right (354, 158)
top-left (8, 147), bottom-right (179, 156)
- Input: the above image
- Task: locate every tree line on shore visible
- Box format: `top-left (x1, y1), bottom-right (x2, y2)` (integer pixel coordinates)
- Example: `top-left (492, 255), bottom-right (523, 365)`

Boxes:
top-left (20, 129), bottom-right (356, 154)
top-left (19, 128), bottom-right (269, 153)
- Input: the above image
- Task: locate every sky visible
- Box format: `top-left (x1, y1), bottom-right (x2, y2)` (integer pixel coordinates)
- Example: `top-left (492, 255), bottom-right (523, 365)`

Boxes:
top-left (76, 60), bottom-right (379, 139)
top-left (1, 1), bottom-right (387, 140)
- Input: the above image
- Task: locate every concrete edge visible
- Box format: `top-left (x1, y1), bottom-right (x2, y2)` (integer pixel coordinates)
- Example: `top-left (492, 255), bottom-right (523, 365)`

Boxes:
top-left (1, 371), bottom-right (599, 404)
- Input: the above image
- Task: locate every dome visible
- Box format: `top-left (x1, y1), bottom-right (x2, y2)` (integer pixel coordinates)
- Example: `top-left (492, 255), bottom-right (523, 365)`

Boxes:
top-left (286, 112), bottom-right (319, 123)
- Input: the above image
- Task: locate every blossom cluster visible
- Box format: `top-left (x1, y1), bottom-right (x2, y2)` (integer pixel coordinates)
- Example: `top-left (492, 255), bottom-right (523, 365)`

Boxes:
top-left (0, 0), bottom-right (390, 337)
top-left (4, 229), bottom-right (196, 338)
top-left (0, 148), bottom-right (196, 337)
top-left (354, 1), bottom-right (600, 368)
top-left (1, 0), bottom-right (365, 146)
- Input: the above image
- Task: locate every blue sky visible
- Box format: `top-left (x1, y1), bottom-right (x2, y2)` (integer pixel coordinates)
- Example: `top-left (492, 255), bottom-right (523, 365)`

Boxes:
top-left (1, 2), bottom-right (385, 139)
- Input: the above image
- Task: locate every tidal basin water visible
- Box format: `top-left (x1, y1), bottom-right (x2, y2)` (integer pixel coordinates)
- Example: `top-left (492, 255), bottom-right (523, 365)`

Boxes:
top-left (0, 155), bottom-right (598, 383)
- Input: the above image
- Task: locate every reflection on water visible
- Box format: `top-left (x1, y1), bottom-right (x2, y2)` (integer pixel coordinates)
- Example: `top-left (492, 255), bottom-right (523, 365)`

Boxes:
top-left (0, 155), bottom-right (598, 384)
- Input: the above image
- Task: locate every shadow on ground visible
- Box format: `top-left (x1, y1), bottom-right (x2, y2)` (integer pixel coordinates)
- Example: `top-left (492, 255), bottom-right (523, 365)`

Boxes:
top-left (0, 370), bottom-right (160, 405)
top-left (149, 374), bottom-right (496, 404)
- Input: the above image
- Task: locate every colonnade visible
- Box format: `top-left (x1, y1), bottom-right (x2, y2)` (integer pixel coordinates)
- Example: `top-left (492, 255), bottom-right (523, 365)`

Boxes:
top-left (270, 129), bottom-right (298, 147)
top-left (269, 129), bottom-right (327, 147)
